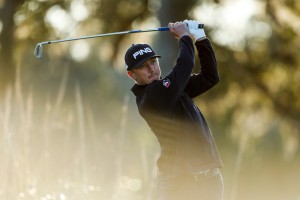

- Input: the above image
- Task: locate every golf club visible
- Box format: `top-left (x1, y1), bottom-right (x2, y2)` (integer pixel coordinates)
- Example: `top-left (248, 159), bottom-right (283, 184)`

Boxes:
top-left (34, 24), bottom-right (204, 59)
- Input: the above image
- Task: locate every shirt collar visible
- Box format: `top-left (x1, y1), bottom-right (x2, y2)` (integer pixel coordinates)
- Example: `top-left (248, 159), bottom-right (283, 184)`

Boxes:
top-left (131, 84), bottom-right (146, 97)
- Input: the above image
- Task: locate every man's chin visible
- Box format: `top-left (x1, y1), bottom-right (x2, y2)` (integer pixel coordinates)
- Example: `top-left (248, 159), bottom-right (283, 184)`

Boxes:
top-left (149, 77), bottom-right (159, 83)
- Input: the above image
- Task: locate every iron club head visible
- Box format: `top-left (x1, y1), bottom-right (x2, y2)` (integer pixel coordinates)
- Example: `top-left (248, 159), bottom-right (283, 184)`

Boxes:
top-left (34, 43), bottom-right (43, 59)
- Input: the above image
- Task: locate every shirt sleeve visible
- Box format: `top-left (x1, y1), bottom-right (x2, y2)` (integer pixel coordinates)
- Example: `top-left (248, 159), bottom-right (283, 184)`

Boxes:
top-left (143, 35), bottom-right (195, 110)
top-left (165, 35), bottom-right (195, 92)
top-left (184, 38), bottom-right (220, 98)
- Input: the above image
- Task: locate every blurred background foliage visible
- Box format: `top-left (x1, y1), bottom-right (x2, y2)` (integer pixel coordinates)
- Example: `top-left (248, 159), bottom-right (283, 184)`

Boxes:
top-left (0, 0), bottom-right (299, 199)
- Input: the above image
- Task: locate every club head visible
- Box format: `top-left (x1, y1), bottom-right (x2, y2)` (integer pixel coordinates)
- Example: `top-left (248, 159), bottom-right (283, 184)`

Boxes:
top-left (34, 43), bottom-right (43, 59)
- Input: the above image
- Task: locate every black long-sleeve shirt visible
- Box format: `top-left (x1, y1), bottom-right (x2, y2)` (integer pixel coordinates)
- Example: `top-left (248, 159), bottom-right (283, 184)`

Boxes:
top-left (131, 36), bottom-right (223, 177)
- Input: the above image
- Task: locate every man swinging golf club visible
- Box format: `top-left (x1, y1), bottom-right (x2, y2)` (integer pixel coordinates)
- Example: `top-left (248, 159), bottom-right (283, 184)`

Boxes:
top-left (125, 19), bottom-right (224, 200)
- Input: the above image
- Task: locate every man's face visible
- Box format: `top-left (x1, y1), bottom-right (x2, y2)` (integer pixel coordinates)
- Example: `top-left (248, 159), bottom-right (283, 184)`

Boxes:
top-left (127, 58), bottom-right (161, 85)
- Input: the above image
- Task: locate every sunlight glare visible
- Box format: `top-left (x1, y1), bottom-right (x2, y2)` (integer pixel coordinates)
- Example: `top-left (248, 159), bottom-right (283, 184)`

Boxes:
top-left (28, 187), bottom-right (37, 196)
top-left (19, 193), bottom-right (25, 198)
top-left (222, 0), bottom-right (257, 30)
top-left (71, 0), bottom-right (89, 21)
top-left (70, 40), bottom-right (90, 62)
top-left (193, 0), bottom-right (265, 50)
top-left (28, 1), bottom-right (39, 11)
top-left (59, 193), bottom-right (66, 200)
top-left (119, 176), bottom-right (142, 192)
top-left (45, 5), bottom-right (76, 34)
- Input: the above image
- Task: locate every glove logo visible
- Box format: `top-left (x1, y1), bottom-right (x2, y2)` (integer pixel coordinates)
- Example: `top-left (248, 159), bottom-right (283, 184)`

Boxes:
top-left (162, 79), bottom-right (171, 88)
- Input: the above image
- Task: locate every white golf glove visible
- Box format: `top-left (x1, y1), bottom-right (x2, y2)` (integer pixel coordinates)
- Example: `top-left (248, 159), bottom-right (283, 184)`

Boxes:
top-left (183, 19), bottom-right (206, 40)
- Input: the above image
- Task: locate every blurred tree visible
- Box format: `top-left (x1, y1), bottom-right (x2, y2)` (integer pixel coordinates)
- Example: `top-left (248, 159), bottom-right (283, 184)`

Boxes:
top-left (198, 0), bottom-right (300, 158)
top-left (0, 0), bottom-right (299, 166)
top-left (0, 0), bottom-right (299, 199)
top-left (95, 0), bottom-right (150, 59)
top-left (1, 0), bottom-right (298, 158)
top-left (0, 0), bottom-right (25, 95)
top-left (0, 0), bottom-right (68, 96)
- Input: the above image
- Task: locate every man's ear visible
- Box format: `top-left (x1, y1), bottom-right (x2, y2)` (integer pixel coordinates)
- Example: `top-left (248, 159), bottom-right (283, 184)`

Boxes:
top-left (127, 71), bottom-right (136, 80)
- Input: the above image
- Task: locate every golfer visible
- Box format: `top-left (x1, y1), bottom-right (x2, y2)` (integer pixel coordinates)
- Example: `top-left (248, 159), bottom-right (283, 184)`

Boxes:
top-left (125, 20), bottom-right (223, 200)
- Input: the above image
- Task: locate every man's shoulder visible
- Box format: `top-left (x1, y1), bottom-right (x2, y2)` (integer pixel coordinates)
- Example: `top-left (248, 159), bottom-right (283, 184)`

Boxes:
top-left (135, 80), bottom-right (172, 109)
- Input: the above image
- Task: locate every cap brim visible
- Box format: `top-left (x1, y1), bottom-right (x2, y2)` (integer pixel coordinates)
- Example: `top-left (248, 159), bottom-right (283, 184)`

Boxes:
top-left (128, 55), bottom-right (161, 70)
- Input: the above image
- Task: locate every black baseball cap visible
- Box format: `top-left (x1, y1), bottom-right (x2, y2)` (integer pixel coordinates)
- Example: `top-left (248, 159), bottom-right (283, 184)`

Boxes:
top-left (125, 44), bottom-right (161, 71)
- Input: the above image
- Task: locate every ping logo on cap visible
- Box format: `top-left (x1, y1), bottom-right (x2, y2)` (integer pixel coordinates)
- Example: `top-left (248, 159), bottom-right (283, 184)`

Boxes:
top-left (133, 47), bottom-right (153, 59)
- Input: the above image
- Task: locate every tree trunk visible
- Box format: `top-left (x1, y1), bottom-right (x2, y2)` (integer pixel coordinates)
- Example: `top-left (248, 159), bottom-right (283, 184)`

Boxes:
top-left (155, 0), bottom-right (197, 75)
top-left (0, 0), bottom-right (23, 97)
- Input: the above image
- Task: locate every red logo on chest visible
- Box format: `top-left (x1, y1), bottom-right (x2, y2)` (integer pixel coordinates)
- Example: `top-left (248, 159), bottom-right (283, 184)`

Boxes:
top-left (162, 79), bottom-right (171, 88)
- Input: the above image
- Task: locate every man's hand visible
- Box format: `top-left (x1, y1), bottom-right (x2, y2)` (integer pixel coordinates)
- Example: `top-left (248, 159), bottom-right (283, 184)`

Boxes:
top-left (183, 20), bottom-right (206, 41)
top-left (168, 22), bottom-right (190, 39)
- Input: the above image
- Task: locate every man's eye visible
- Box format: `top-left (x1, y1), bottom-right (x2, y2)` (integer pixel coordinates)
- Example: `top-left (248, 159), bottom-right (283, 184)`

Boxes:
top-left (151, 59), bottom-right (157, 64)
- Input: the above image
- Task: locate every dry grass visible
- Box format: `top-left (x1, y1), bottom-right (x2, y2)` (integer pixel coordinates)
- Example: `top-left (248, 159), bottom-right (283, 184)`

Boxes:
top-left (0, 66), bottom-right (158, 200)
top-left (1, 66), bottom-right (299, 200)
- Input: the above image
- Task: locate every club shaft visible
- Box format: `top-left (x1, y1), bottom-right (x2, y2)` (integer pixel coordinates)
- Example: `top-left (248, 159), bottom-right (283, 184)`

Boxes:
top-left (34, 24), bottom-right (204, 58)
top-left (39, 28), bottom-right (161, 45)
top-left (39, 24), bottom-right (204, 45)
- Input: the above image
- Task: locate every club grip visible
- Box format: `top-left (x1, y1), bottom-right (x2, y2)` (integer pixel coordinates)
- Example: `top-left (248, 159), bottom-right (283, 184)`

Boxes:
top-left (158, 24), bottom-right (204, 31)
top-left (158, 27), bottom-right (170, 31)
